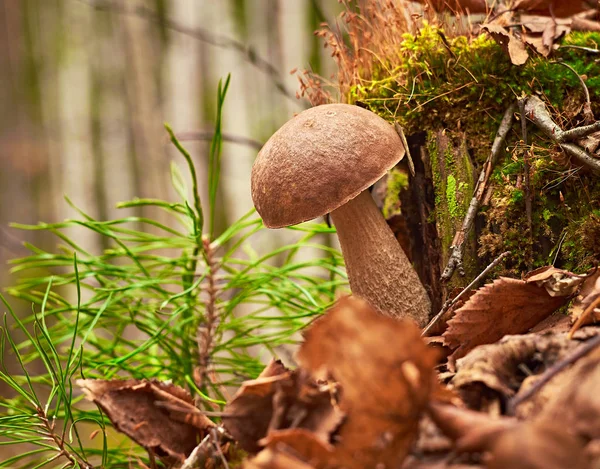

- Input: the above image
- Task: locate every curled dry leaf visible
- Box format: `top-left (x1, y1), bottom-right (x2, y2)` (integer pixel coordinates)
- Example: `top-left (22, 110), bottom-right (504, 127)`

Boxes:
top-left (297, 296), bottom-right (439, 469)
top-left (244, 445), bottom-right (316, 469)
top-left (428, 402), bottom-right (518, 453)
top-left (521, 22), bottom-right (569, 57)
top-left (578, 130), bottom-right (600, 154)
top-left (524, 265), bottom-right (584, 297)
top-left (569, 269), bottom-right (600, 327)
top-left (487, 419), bottom-right (590, 469)
top-left (512, 0), bottom-right (591, 17)
top-left (571, 11), bottom-right (600, 32)
top-left (443, 277), bottom-right (568, 364)
top-left (482, 24), bottom-right (529, 66)
top-left (78, 379), bottom-right (213, 464)
top-left (450, 333), bottom-right (581, 411)
top-left (542, 342), bottom-right (600, 440)
top-left (248, 429), bottom-right (336, 469)
top-left (512, 329), bottom-right (600, 419)
top-left (223, 360), bottom-right (343, 454)
top-left (412, 414), bottom-right (454, 455)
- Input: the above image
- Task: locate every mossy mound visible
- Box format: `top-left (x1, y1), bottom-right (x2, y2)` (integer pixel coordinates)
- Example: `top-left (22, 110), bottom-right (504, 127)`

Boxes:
top-left (350, 24), bottom-right (600, 286)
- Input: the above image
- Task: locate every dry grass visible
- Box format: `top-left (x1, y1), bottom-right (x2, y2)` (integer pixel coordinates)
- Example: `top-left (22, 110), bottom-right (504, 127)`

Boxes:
top-left (297, 0), bottom-right (442, 104)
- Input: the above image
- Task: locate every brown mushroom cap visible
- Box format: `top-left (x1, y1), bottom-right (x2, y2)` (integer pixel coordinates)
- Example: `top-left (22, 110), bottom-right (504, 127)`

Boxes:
top-left (251, 103), bottom-right (405, 228)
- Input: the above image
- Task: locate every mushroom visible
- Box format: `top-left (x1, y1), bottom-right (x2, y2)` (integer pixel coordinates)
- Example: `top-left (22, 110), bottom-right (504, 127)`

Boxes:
top-left (251, 103), bottom-right (431, 326)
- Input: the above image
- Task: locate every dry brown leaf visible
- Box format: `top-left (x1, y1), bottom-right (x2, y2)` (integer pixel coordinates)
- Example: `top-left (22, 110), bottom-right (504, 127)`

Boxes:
top-left (523, 34), bottom-right (550, 57)
top-left (541, 342), bottom-right (600, 440)
top-left (486, 419), bottom-right (590, 469)
top-left (223, 370), bottom-right (292, 453)
top-left (451, 333), bottom-right (581, 411)
top-left (569, 269), bottom-right (600, 326)
top-left (244, 447), bottom-right (316, 469)
top-left (402, 456), bottom-right (482, 469)
top-left (78, 379), bottom-right (212, 464)
top-left (428, 402), bottom-right (518, 453)
top-left (511, 329), bottom-right (600, 419)
top-left (572, 15), bottom-right (600, 32)
top-left (223, 363), bottom-right (343, 454)
top-left (244, 429), bottom-right (337, 469)
top-left (521, 21), bottom-right (569, 57)
top-left (584, 439), bottom-right (600, 466)
top-left (443, 277), bottom-right (567, 363)
top-left (259, 429), bottom-right (337, 468)
top-left (412, 414), bottom-right (454, 455)
top-left (524, 265), bottom-right (584, 297)
top-left (413, 0), bottom-right (489, 14)
top-left (426, 336), bottom-right (452, 362)
top-left (297, 296), bottom-right (439, 469)
top-left (529, 312), bottom-right (572, 334)
top-left (578, 130), bottom-right (600, 154)
top-left (259, 358), bottom-right (290, 379)
top-left (482, 24), bottom-right (529, 65)
top-left (513, 0), bottom-right (591, 17)
top-left (425, 288), bottom-right (477, 337)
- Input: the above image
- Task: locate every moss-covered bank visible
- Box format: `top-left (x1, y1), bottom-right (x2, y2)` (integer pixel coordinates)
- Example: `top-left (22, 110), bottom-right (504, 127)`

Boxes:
top-left (350, 24), bottom-right (600, 297)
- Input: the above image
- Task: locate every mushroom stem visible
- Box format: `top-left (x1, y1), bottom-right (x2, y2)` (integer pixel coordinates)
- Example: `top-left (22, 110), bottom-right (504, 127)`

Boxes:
top-left (330, 190), bottom-right (431, 326)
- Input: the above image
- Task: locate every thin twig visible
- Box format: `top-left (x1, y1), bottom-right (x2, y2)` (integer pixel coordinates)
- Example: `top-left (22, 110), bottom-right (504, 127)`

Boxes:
top-left (176, 131), bottom-right (264, 151)
top-left (37, 409), bottom-right (93, 469)
top-left (148, 450), bottom-right (158, 469)
top-left (79, 0), bottom-right (298, 103)
top-left (507, 332), bottom-right (600, 415)
top-left (211, 427), bottom-right (230, 469)
top-left (559, 44), bottom-right (600, 54)
top-left (441, 104), bottom-right (515, 282)
top-left (553, 60), bottom-right (594, 123)
top-left (180, 434), bottom-right (212, 469)
top-left (518, 98), bottom-right (533, 266)
top-left (568, 295), bottom-right (600, 339)
top-left (423, 251), bottom-right (510, 337)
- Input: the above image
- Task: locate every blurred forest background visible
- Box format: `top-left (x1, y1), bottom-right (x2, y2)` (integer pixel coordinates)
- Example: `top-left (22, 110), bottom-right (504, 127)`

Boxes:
top-left (0, 0), bottom-right (342, 302)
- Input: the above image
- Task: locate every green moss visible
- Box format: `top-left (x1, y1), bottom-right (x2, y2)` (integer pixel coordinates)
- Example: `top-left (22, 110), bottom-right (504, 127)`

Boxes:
top-left (446, 174), bottom-right (458, 218)
top-left (355, 23), bottom-right (600, 279)
top-left (350, 25), bottom-right (600, 164)
top-left (427, 130), bottom-right (477, 282)
top-left (383, 168), bottom-right (409, 218)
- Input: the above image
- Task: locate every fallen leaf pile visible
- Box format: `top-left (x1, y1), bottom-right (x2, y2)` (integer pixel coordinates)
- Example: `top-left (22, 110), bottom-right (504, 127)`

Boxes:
top-left (78, 264), bottom-right (600, 468)
top-left (476, 2), bottom-right (600, 65)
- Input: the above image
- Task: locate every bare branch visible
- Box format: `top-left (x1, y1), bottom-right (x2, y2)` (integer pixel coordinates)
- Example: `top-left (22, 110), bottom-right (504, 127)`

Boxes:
top-left (524, 96), bottom-right (600, 173)
top-left (561, 121), bottom-right (600, 141)
top-left (424, 251), bottom-right (510, 337)
top-left (561, 142), bottom-right (600, 172)
top-left (176, 131), bottom-right (263, 151)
